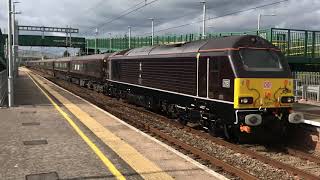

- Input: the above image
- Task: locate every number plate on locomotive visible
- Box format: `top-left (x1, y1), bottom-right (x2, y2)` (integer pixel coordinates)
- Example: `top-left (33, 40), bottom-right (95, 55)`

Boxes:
top-left (263, 81), bottom-right (272, 89)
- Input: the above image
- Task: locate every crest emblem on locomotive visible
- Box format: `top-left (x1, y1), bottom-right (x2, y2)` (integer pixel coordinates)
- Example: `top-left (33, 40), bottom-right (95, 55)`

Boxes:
top-left (263, 81), bottom-right (272, 89)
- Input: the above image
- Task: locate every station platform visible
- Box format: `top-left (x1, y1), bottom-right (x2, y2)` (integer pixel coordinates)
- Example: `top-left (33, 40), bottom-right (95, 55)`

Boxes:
top-left (291, 103), bottom-right (320, 153)
top-left (293, 103), bottom-right (320, 127)
top-left (0, 68), bottom-right (225, 180)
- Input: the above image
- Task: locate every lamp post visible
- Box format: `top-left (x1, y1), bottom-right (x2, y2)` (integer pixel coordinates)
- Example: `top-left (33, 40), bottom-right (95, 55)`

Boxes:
top-left (86, 39), bottom-right (88, 55)
top-left (200, 1), bottom-right (206, 39)
top-left (95, 28), bottom-right (98, 54)
top-left (148, 18), bottom-right (154, 46)
top-left (128, 26), bottom-right (131, 49)
top-left (12, 1), bottom-right (21, 77)
top-left (257, 13), bottom-right (276, 32)
top-left (7, 0), bottom-right (14, 107)
top-left (109, 32), bottom-right (112, 52)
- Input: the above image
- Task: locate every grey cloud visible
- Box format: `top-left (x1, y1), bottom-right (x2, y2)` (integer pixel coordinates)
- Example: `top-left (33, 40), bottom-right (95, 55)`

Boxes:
top-left (0, 0), bottom-right (319, 38)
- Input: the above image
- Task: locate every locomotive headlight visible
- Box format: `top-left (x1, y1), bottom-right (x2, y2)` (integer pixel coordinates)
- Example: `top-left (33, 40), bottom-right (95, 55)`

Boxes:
top-left (239, 97), bottom-right (253, 104)
top-left (281, 96), bottom-right (295, 103)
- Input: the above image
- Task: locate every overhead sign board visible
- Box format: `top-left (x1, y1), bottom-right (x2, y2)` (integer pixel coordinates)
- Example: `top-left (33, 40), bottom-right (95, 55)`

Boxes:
top-left (2, 34), bottom-right (86, 49)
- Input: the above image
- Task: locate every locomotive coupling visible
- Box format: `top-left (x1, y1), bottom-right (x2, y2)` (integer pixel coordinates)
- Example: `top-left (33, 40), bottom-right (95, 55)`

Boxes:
top-left (245, 114), bottom-right (262, 126)
top-left (288, 112), bottom-right (304, 124)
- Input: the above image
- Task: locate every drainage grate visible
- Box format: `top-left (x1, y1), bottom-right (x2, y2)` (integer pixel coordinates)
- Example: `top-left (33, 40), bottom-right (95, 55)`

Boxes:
top-left (26, 172), bottom-right (59, 180)
top-left (22, 122), bottom-right (40, 126)
top-left (23, 140), bottom-right (48, 146)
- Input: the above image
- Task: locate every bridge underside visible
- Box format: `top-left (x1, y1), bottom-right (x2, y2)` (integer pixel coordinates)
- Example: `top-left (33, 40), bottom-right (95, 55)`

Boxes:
top-left (2, 34), bottom-right (86, 49)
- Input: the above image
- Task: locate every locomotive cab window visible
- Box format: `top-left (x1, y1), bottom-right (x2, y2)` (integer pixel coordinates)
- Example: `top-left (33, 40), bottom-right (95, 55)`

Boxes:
top-left (239, 49), bottom-right (283, 71)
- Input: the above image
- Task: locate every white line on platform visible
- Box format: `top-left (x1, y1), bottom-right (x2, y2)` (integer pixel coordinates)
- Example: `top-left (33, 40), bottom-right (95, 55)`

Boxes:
top-left (32, 72), bottom-right (228, 180)
top-left (302, 119), bottom-right (320, 128)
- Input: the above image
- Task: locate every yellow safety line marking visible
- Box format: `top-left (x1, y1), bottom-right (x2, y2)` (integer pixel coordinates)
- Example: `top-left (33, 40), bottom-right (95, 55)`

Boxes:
top-left (28, 71), bottom-right (174, 180)
top-left (26, 72), bottom-right (126, 180)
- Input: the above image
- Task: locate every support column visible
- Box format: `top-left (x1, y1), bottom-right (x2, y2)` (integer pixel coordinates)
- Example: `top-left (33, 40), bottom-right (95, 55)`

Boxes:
top-left (7, 0), bottom-right (14, 107)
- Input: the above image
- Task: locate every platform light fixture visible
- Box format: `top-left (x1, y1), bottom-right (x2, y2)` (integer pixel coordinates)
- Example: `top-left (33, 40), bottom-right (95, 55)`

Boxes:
top-left (108, 32), bottom-right (112, 52)
top-left (7, 0), bottom-right (14, 107)
top-left (257, 13), bottom-right (276, 32)
top-left (148, 18), bottom-right (154, 46)
top-left (12, 1), bottom-right (21, 78)
top-left (128, 26), bottom-right (131, 49)
top-left (95, 28), bottom-right (98, 54)
top-left (200, 1), bottom-right (206, 39)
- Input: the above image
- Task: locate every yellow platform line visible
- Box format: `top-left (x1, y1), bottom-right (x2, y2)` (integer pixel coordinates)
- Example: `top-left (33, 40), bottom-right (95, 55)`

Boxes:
top-left (26, 71), bottom-right (126, 180)
top-left (28, 71), bottom-right (174, 180)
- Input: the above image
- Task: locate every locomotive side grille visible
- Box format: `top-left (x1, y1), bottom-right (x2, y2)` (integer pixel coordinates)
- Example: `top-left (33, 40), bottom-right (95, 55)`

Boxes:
top-left (120, 61), bottom-right (140, 84)
top-left (115, 58), bottom-right (197, 95)
top-left (142, 58), bottom-right (196, 95)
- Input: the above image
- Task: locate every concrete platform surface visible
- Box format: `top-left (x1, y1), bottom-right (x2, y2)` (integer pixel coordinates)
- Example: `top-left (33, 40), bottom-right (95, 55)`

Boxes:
top-left (0, 68), bottom-right (226, 180)
top-left (0, 70), bottom-right (141, 180)
top-left (293, 103), bottom-right (320, 127)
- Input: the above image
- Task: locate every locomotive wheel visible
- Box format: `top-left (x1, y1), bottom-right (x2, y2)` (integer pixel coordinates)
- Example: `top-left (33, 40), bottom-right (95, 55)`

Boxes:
top-left (208, 122), bottom-right (219, 136)
top-left (178, 116), bottom-right (188, 126)
top-left (167, 104), bottom-right (178, 119)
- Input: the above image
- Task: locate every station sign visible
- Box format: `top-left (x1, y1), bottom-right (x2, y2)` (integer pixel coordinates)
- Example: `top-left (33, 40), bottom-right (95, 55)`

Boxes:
top-left (2, 34), bottom-right (86, 49)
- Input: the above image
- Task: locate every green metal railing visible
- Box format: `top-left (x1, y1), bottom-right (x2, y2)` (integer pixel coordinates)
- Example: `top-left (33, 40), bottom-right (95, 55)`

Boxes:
top-left (270, 28), bottom-right (320, 60)
top-left (86, 29), bottom-right (263, 52)
top-left (86, 28), bottom-right (320, 62)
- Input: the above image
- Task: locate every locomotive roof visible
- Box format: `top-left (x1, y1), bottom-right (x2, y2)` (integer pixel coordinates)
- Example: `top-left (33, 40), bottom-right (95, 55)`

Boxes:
top-left (52, 57), bottom-right (72, 62)
top-left (122, 35), bottom-right (275, 56)
top-left (72, 53), bottom-right (112, 61)
top-left (27, 59), bottom-right (55, 63)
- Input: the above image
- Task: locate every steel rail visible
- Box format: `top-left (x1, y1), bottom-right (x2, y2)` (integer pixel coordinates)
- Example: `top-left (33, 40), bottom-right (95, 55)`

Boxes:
top-left (178, 126), bottom-right (320, 180)
top-left (286, 147), bottom-right (320, 165)
top-left (31, 69), bottom-right (320, 180)
top-left (115, 112), bottom-right (257, 180)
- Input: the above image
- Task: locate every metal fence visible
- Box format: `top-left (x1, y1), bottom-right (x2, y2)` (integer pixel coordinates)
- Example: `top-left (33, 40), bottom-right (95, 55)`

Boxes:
top-left (86, 28), bottom-right (320, 61)
top-left (0, 70), bottom-right (7, 106)
top-left (293, 72), bottom-right (320, 102)
top-left (86, 29), bottom-right (265, 52)
top-left (271, 28), bottom-right (320, 60)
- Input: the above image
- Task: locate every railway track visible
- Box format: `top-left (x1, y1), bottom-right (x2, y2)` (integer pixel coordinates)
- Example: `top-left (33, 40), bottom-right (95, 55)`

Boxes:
top-left (33, 71), bottom-right (320, 180)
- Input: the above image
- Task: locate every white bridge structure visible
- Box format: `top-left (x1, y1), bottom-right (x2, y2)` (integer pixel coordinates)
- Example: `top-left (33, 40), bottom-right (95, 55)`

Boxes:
top-left (19, 50), bottom-right (59, 61)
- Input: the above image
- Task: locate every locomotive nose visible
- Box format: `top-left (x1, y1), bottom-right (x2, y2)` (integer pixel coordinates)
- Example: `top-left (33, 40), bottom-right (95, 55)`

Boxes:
top-left (288, 112), bottom-right (304, 124)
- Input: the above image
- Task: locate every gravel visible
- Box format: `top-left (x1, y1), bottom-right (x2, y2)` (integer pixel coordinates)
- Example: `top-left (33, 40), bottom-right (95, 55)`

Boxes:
top-left (47, 76), bottom-right (297, 180)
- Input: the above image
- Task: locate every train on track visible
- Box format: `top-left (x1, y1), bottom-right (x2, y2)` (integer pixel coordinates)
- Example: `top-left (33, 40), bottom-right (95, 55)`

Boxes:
top-left (26, 35), bottom-right (303, 142)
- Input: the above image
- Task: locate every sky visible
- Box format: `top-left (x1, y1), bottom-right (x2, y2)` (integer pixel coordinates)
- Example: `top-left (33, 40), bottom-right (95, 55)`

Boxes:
top-left (0, 0), bottom-right (319, 55)
top-left (0, 0), bottom-right (319, 38)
